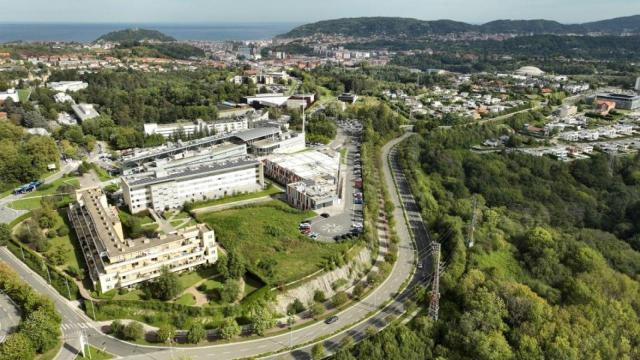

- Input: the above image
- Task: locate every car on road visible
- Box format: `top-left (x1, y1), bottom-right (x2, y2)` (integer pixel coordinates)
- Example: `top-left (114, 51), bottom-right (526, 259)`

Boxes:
top-left (299, 223), bottom-right (311, 229)
top-left (320, 213), bottom-right (330, 218)
top-left (417, 262), bottom-right (423, 269)
top-left (325, 316), bottom-right (339, 324)
top-left (310, 233), bottom-right (319, 240)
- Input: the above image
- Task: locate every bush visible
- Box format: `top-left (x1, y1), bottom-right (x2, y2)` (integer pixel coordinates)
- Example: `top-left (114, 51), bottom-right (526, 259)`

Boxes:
top-left (219, 318), bottom-right (241, 340)
top-left (56, 226), bottom-right (69, 236)
top-left (313, 290), bottom-right (326, 303)
top-left (187, 323), bottom-right (206, 344)
top-left (353, 283), bottom-right (366, 299)
top-left (332, 291), bottom-right (349, 307)
top-left (311, 342), bottom-right (325, 360)
top-left (46, 229), bottom-right (57, 239)
top-left (287, 298), bottom-right (306, 315)
top-left (309, 303), bottom-right (325, 319)
top-left (156, 324), bottom-right (176, 343)
top-left (122, 322), bottom-right (144, 341)
top-left (220, 279), bottom-right (242, 303)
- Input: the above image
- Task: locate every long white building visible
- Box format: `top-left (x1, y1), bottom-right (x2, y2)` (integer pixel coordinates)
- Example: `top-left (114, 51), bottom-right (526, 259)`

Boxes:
top-left (47, 81), bottom-right (88, 92)
top-left (68, 187), bottom-right (218, 291)
top-left (122, 157), bottom-right (265, 214)
top-left (144, 118), bottom-right (252, 139)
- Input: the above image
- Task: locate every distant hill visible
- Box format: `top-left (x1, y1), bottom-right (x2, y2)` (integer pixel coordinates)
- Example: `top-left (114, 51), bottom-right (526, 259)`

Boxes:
top-left (277, 15), bottom-right (640, 38)
top-left (96, 28), bottom-right (176, 43)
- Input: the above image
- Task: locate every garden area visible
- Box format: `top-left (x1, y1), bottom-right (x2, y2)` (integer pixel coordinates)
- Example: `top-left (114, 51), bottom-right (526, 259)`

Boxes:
top-left (195, 200), bottom-right (355, 286)
top-left (185, 183), bottom-right (283, 211)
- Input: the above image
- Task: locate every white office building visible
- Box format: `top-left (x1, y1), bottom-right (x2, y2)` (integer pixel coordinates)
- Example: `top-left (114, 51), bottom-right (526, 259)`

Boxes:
top-left (47, 81), bottom-right (88, 92)
top-left (122, 158), bottom-right (265, 214)
top-left (144, 118), bottom-right (250, 139)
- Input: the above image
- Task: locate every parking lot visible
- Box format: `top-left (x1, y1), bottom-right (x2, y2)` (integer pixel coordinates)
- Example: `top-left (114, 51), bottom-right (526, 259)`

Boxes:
top-left (298, 120), bottom-right (365, 243)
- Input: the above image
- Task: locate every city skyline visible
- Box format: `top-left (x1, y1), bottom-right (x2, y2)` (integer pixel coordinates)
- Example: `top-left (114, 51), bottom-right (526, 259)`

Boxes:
top-left (1, 0), bottom-right (639, 24)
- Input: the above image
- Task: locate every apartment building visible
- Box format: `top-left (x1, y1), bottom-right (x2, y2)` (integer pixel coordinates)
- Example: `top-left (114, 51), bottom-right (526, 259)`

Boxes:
top-left (68, 187), bottom-right (218, 291)
top-left (122, 157), bottom-right (265, 214)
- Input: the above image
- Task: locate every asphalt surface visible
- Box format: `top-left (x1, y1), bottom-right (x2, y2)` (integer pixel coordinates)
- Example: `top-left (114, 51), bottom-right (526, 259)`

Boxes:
top-left (0, 290), bottom-right (20, 343)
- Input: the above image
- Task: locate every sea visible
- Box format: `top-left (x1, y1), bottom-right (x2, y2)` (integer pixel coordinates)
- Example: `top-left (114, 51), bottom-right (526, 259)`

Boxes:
top-left (0, 22), bottom-right (300, 43)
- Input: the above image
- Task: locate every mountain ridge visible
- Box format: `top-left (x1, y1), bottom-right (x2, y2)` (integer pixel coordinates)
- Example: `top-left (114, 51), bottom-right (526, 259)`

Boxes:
top-left (277, 15), bottom-right (640, 38)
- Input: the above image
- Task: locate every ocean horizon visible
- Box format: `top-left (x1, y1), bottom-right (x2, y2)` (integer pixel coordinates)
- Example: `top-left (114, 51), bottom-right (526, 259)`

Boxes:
top-left (0, 22), bottom-right (301, 42)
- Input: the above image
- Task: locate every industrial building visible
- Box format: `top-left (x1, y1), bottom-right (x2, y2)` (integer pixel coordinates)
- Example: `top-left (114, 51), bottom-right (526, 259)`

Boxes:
top-left (263, 150), bottom-right (341, 210)
top-left (68, 187), bottom-right (218, 291)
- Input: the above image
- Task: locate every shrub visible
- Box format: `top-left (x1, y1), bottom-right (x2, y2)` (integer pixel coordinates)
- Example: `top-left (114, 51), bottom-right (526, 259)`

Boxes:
top-left (46, 229), bottom-right (57, 239)
top-left (313, 290), bottom-right (326, 303)
top-left (353, 283), bottom-right (366, 299)
top-left (220, 279), bottom-right (242, 303)
top-left (287, 298), bottom-right (306, 315)
top-left (56, 226), bottom-right (69, 236)
top-left (311, 342), bottom-right (325, 360)
top-left (219, 318), bottom-right (241, 340)
top-left (332, 291), bottom-right (349, 307)
top-left (309, 303), bottom-right (325, 319)
top-left (187, 323), bottom-right (206, 344)
top-left (122, 322), bottom-right (144, 341)
top-left (156, 324), bottom-right (176, 343)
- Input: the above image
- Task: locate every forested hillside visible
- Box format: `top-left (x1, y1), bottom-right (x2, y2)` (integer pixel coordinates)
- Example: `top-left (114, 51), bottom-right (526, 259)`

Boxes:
top-left (333, 123), bottom-right (640, 359)
top-left (278, 15), bottom-right (640, 38)
top-left (96, 28), bottom-right (176, 43)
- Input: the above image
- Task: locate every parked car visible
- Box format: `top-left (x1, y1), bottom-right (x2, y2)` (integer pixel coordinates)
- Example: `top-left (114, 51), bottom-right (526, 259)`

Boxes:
top-left (320, 213), bottom-right (330, 218)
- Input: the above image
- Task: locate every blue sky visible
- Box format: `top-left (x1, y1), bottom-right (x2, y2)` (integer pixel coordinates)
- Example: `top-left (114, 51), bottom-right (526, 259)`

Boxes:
top-left (0, 0), bottom-right (638, 24)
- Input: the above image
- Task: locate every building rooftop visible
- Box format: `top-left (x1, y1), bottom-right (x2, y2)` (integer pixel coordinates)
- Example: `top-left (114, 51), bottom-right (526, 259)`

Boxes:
top-left (231, 126), bottom-right (281, 143)
top-left (126, 157), bottom-right (260, 188)
top-left (267, 150), bottom-right (340, 181)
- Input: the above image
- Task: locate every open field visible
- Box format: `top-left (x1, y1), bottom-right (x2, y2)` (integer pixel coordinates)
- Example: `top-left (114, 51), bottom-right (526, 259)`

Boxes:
top-left (196, 200), bottom-right (353, 285)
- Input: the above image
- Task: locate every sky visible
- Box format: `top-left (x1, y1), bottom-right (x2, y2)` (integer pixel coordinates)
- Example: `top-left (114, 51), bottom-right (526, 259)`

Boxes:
top-left (0, 0), bottom-right (638, 24)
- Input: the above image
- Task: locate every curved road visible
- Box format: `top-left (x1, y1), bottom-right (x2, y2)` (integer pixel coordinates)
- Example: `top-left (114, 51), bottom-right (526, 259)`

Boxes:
top-left (0, 132), bottom-right (431, 360)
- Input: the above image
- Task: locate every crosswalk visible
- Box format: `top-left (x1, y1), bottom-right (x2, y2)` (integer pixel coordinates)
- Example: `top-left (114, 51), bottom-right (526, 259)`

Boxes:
top-left (61, 322), bottom-right (91, 331)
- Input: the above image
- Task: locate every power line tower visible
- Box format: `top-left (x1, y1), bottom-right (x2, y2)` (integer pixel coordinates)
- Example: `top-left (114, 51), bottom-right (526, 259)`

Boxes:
top-left (428, 242), bottom-right (441, 321)
top-left (466, 196), bottom-right (478, 249)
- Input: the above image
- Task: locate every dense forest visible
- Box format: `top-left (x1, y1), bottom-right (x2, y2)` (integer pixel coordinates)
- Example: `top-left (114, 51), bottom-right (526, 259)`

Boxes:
top-left (278, 15), bottom-right (640, 38)
top-left (0, 121), bottom-right (59, 192)
top-left (333, 122), bottom-right (640, 359)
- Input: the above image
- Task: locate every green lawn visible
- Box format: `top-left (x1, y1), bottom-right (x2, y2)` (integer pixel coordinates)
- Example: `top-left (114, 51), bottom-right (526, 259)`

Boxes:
top-left (174, 293), bottom-right (196, 306)
top-left (75, 345), bottom-right (113, 360)
top-left (47, 235), bottom-right (81, 271)
top-left (118, 209), bottom-right (155, 226)
top-left (190, 185), bottom-right (282, 210)
top-left (10, 177), bottom-right (79, 210)
top-left (112, 289), bottom-right (144, 301)
top-left (17, 88), bottom-right (31, 103)
top-left (196, 200), bottom-right (353, 284)
top-left (177, 266), bottom-right (219, 289)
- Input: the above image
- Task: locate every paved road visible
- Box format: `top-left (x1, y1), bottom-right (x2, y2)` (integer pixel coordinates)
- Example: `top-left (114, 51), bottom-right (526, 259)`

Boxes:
top-left (0, 160), bottom-right (80, 224)
top-left (0, 247), bottom-right (162, 360)
top-left (0, 290), bottom-right (20, 343)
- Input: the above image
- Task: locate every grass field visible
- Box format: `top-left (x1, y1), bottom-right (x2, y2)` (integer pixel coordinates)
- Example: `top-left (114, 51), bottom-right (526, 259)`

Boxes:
top-left (196, 200), bottom-right (353, 284)
top-left (75, 345), bottom-right (113, 360)
top-left (190, 185), bottom-right (282, 210)
top-left (177, 266), bottom-right (219, 289)
top-left (9, 177), bottom-right (79, 210)
top-left (174, 293), bottom-right (196, 306)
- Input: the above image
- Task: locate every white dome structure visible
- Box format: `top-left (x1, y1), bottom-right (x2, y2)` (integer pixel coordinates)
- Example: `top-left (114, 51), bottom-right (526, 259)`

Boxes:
top-left (515, 66), bottom-right (545, 77)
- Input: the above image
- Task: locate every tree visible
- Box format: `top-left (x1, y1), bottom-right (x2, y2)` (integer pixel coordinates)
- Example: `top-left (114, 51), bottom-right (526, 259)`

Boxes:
top-left (156, 324), bottom-right (176, 343)
top-left (219, 318), bottom-right (241, 340)
top-left (340, 335), bottom-right (354, 349)
top-left (0, 224), bottom-right (10, 246)
top-left (0, 333), bottom-right (36, 360)
top-left (250, 307), bottom-right (275, 336)
top-left (220, 279), bottom-right (242, 304)
top-left (311, 342), bottom-right (325, 360)
top-left (216, 255), bottom-right (229, 280)
top-left (287, 298), bottom-right (306, 315)
top-left (147, 266), bottom-right (182, 301)
top-left (45, 246), bottom-right (67, 266)
top-left (110, 320), bottom-right (124, 338)
top-left (20, 308), bottom-right (60, 353)
top-left (122, 321), bottom-right (144, 341)
top-left (352, 283), bottom-right (365, 299)
top-left (186, 323), bottom-right (206, 344)
top-left (310, 303), bottom-right (325, 319)
top-left (227, 251), bottom-right (245, 279)
top-left (313, 290), bottom-right (326, 303)
top-left (332, 291), bottom-right (349, 307)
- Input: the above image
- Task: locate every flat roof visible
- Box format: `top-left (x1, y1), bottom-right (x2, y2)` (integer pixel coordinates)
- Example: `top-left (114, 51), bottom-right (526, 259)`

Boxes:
top-left (267, 150), bottom-right (339, 181)
top-left (126, 157), bottom-right (260, 188)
